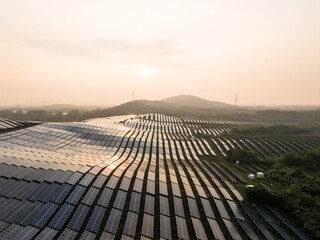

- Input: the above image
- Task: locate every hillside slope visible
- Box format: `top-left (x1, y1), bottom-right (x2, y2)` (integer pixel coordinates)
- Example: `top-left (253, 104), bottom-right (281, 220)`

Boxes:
top-left (162, 95), bottom-right (234, 109)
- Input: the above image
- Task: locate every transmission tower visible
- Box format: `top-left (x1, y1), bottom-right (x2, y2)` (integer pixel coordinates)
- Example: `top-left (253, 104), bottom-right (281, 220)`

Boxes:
top-left (132, 90), bottom-right (135, 101)
top-left (234, 93), bottom-right (238, 107)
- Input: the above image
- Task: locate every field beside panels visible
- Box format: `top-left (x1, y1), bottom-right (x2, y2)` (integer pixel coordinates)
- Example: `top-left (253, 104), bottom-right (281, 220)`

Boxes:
top-left (0, 114), bottom-right (317, 240)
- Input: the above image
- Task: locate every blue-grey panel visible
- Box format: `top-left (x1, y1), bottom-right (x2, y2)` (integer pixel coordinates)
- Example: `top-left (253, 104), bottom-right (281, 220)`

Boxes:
top-left (49, 203), bottom-right (75, 230)
top-left (30, 202), bottom-right (59, 228)
top-left (123, 211), bottom-right (138, 237)
top-left (129, 192), bottom-right (141, 213)
top-left (97, 187), bottom-right (113, 207)
top-left (86, 205), bottom-right (106, 233)
top-left (104, 208), bottom-right (122, 234)
top-left (66, 185), bottom-right (86, 205)
top-left (68, 204), bottom-right (90, 231)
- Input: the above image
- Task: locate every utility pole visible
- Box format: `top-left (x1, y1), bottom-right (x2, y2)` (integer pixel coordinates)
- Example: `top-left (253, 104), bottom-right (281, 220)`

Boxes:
top-left (132, 90), bottom-right (135, 101)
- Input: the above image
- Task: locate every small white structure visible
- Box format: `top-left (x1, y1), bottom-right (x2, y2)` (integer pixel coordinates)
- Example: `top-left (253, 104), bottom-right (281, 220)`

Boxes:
top-left (257, 172), bottom-right (265, 178)
top-left (246, 185), bottom-right (255, 188)
top-left (236, 161), bottom-right (240, 165)
top-left (248, 173), bottom-right (255, 179)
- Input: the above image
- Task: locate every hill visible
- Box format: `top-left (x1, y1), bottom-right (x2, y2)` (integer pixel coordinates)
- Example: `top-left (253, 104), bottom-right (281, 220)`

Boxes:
top-left (162, 95), bottom-right (234, 109)
top-left (85, 97), bottom-right (246, 119)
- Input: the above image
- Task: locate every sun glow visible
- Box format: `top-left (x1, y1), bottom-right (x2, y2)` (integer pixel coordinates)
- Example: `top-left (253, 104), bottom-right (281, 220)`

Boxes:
top-left (140, 66), bottom-right (153, 78)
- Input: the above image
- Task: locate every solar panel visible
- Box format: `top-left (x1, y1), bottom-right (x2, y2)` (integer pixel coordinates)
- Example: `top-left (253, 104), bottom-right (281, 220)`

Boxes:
top-left (183, 184), bottom-right (195, 198)
top-left (133, 179), bottom-right (143, 193)
top-left (119, 177), bottom-right (131, 191)
top-left (1, 199), bottom-right (33, 223)
top-left (195, 185), bottom-right (207, 198)
top-left (86, 205), bottom-right (106, 233)
top-left (113, 190), bottom-right (127, 210)
top-left (15, 201), bottom-right (45, 226)
top-left (79, 173), bottom-right (95, 187)
top-left (58, 228), bottom-right (78, 240)
top-left (30, 202), bottom-right (59, 228)
top-left (214, 199), bottom-right (230, 220)
top-left (0, 220), bottom-right (9, 232)
top-left (121, 234), bottom-right (134, 240)
top-left (101, 231), bottom-right (116, 239)
top-left (159, 196), bottom-right (170, 216)
top-left (223, 219), bottom-right (242, 240)
top-left (129, 192), bottom-right (141, 213)
top-left (207, 186), bottom-right (220, 199)
top-left (175, 216), bottom-right (189, 240)
top-left (79, 230), bottom-right (96, 240)
top-left (26, 182), bottom-right (51, 202)
top-left (66, 185), bottom-right (86, 205)
top-left (144, 194), bottom-right (155, 215)
top-left (187, 197), bottom-right (200, 219)
top-left (159, 181), bottom-right (168, 196)
top-left (171, 183), bottom-right (181, 197)
top-left (93, 175), bottom-right (107, 188)
top-left (13, 225), bottom-right (39, 240)
top-left (146, 180), bottom-right (155, 195)
top-left (207, 217), bottom-right (225, 240)
top-left (238, 220), bottom-right (259, 240)
top-left (106, 176), bottom-right (119, 189)
top-left (200, 198), bottom-right (215, 219)
top-left (104, 208), bottom-right (122, 234)
top-left (39, 183), bottom-right (62, 203)
top-left (160, 215), bottom-right (172, 240)
top-left (123, 211), bottom-right (138, 237)
top-left (0, 223), bottom-right (24, 239)
top-left (227, 200), bottom-right (245, 221)
top-left (68, 204), bottom-right (90, 231)
top-left (52, 183), bottom-right (73, 204)
top-left (191, 217), bottom-right (207, 240)
top-left (82, 187), bottom-right (99, 206)
top-left (34, 227), bottom-right (58, 240)
top-left (49, 203), bottom-right (75, 230)
top-left (173, 196), bottom-right (185, 217)
top-left (97, 187), bottom-right (113, 207)
top-left (141, 213), bottom-right (154, 238)
top-left (66, 172), bottom-right (83, 185)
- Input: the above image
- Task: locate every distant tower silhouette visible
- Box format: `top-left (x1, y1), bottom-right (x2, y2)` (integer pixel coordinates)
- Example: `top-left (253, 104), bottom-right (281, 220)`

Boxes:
top-left (132, 90), bottom-right (135, 101)
top-left (234, 93), bottom-right (238, 107)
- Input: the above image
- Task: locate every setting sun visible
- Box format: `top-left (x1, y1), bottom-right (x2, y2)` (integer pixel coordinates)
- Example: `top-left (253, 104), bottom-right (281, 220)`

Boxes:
top-left (141, 66), bottom-right (153, 78)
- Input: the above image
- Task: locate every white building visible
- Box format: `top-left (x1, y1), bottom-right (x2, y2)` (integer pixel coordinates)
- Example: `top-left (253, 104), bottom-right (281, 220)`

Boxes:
top-left (257, 172), bottom-right (264, 178)
top-left (248, 173), bottom-right (255, 179)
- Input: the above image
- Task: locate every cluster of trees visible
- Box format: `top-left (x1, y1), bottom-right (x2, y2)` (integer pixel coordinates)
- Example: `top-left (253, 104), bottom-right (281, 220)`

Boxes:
top-left (226, 149), bottom-right (259, 164)
top-left (2, 102), bottom-right (320, 125)
top-left (227, 124), bottom-right (316, 136)
top-left (0, 109), bottom-right (86, 122)
top-left (245, 148), bottom-right (320, 238)
top-left (253, 109), bottom-right (320, 125)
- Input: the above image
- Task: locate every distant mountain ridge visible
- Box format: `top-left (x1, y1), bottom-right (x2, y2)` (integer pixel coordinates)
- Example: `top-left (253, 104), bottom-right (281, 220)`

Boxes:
top-left (162, 95), bottom-right (234, 109)
top-left (85, 95), bottom-right (241, 118)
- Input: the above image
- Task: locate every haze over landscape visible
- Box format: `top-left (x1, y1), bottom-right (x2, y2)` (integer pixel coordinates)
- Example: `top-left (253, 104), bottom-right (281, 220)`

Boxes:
top-left (1, 1), bottom-right (320, 240)
top-left (1, 0), bottom-right (320, 107)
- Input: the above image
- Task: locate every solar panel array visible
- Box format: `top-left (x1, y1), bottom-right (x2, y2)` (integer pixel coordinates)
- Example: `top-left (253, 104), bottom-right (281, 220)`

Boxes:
top-left (0, 114), bottom-right (315, 239)
top-left (0, 117), bottom-right (35, 131)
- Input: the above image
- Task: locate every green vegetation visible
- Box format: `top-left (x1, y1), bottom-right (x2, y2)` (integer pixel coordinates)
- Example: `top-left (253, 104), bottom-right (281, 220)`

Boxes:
top-left (226, 149), bottom-right (260, 164)
top-left (1, 99), bottom-right (320, 125)
top-left (227, 124), bottom-right (319, 136)
top-left (245, 148), bottom-right (320, 238)
top-left (254, 109), bottom-right (320, 125)
top-left (0, 109), bottom-right (87, 122)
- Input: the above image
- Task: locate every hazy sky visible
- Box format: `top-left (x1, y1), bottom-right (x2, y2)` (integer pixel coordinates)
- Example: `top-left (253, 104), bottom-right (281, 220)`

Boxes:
top-left (1, 0), bottom-right (320, 107)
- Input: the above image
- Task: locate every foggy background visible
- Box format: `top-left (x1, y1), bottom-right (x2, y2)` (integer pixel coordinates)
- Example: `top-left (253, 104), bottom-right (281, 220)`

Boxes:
top-left (1, 0), bottom-right (320, 107)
